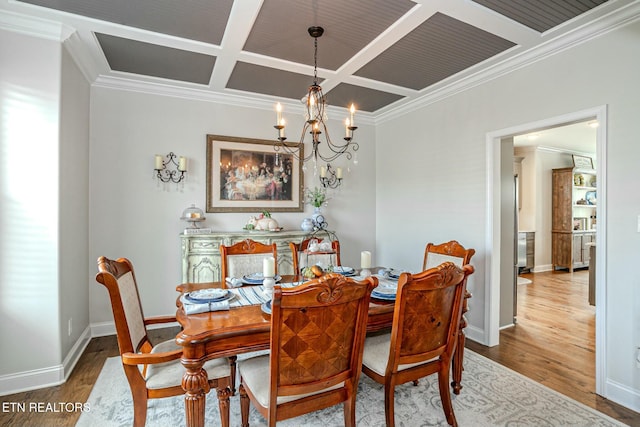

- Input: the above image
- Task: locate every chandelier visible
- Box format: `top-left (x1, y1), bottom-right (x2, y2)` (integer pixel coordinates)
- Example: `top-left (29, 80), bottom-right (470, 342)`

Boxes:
top-left (273, 26), bottom-right (359, 176)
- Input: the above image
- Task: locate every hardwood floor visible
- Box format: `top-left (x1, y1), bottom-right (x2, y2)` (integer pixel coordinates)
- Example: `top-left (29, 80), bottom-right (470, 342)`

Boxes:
top-left (467, 268), bottom-right (640, 426)
top-left (1, 270), bottom-right (638, 426)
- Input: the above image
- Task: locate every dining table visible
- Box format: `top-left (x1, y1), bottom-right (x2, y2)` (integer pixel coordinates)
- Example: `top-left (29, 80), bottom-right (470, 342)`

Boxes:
top-left (174, 269), bottom-right (467, 427)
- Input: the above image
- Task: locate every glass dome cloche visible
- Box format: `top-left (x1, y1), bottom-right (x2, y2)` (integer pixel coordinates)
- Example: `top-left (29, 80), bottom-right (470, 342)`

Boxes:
top-left (180, 204), bottom-right (206, 229)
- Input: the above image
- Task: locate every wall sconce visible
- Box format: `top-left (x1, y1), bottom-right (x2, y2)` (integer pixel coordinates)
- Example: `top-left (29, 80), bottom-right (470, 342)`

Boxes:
top-left (154, 152), bottom-right (187, 189)
top-left (319, 163), bottom-right (343, 189)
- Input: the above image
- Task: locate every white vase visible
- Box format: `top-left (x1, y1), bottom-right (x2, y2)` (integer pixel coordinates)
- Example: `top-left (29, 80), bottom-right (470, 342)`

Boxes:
top-left (300, 217), bottom-right (314, 232)
top-left (311, 206), bottom-right (322, 223)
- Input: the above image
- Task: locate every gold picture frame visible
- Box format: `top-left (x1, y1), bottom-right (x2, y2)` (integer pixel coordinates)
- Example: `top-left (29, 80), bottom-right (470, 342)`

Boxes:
top-left (206, 135), bottom-right (303, 212)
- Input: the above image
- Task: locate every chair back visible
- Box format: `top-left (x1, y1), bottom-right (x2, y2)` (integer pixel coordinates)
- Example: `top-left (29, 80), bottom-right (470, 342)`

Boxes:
top-left (390, 262), bottom-right (473, 369)
top-left (220, 239), bottom-right (277, 283)
top-left (289, 238), bottom-right (341, 273)
top-left (95, 256), bottom-right (149, 356)
top-left (423, 240), bottom-right (475, 270)
top-left (268, 273), bottom-right (376, 409)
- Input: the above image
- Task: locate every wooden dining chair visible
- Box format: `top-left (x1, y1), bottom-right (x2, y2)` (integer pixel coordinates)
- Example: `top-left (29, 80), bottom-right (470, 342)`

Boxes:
top-left (289, 237), bottom-right (341, 273)
top-left (95, 256), bottom-right (231, 427)
top-left (238, 273), bottom-right (377, 427)
top-left (423, 240), bottom-right (475, 394)
top-left (219, 238), bottom-right (278, 393)
top-left (220, 238), bottom-right (278, 285)
top-left (361, 262), bottom-right (474, 427)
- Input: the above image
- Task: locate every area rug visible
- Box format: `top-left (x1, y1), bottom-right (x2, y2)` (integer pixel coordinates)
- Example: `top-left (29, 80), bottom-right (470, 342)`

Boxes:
top-left (76, 350), bottom-right (626, 427)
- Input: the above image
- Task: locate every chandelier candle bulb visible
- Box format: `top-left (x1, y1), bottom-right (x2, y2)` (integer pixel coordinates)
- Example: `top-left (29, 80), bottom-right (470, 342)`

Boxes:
top-left (154, 155), bottom-right (163, 169)
top-left (345, 118), bottom-right (350, 137)
top-left (320, 166), bottom-right (327, 178)
top-left (350, 104), bottom-right (355, 127)
top-left (336, 167), bottom-right (343, 179)
top-left (263, 257), bottom-right (275, 278)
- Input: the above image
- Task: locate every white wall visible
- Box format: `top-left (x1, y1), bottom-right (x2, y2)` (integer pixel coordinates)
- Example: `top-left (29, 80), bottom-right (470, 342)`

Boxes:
top-left (59, 46), bottom-right (90, 358)
top-left (0, 28), bottom-right (62, 379)
top-left (376, 18), bottom-right (640, 409)
top-left (88, 88), bottom-right (377, 325)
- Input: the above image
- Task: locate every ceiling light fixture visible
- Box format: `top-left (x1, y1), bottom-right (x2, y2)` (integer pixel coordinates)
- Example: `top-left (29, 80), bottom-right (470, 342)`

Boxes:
top-left (273, 26), bottom-right (359, 182)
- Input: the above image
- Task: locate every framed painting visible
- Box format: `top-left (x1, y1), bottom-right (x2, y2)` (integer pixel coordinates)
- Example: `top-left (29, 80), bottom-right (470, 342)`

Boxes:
top-left (572, 155), bottom-right (594, 169)
top-left (206, 135), bottom-right (304, 212)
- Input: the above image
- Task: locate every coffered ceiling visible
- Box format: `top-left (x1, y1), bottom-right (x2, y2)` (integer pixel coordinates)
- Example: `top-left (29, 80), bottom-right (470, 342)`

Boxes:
top-left (1, 0), bottom-right (637, 119)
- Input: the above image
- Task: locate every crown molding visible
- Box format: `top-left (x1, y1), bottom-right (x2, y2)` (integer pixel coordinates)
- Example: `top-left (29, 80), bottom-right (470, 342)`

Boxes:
top-left (92, 74), bottom-right (377, 125)
top-left (0, 8), bottom-right (65, 41)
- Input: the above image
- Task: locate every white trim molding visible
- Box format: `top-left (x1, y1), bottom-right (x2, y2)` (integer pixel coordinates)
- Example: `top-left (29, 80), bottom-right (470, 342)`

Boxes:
top-left (0, 326), bottom-right (91, 396)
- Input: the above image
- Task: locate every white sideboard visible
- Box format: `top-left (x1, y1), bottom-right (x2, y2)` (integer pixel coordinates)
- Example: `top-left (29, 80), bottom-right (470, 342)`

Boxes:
top-left (181, 230), bottom-right (311, 283)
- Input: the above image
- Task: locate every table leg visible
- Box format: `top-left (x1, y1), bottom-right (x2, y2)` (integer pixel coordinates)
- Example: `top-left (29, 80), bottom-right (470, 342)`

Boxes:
top-left (181, 358), bottom-right (210, 427)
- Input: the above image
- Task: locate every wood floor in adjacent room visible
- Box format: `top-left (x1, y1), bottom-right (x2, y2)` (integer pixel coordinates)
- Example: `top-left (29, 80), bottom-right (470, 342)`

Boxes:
top-left (1, 269), bottom-right (639, 426)
top-left (467, 268), bottom-right (640, 426)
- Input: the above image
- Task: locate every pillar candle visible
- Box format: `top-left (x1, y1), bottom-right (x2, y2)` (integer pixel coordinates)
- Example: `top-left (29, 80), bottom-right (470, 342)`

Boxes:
top-left (336, 167), bottom-right (343, 179)
top-left (361, 251), bottom-right (371, 269)
top-left (320, 166), bottom-right (327, 178)
top-left (178, 156), bottom-right (187, 171)
top-left (263, 257), bottom-right (275, 277)
top-left (154, 155), bottom-right (163, 170)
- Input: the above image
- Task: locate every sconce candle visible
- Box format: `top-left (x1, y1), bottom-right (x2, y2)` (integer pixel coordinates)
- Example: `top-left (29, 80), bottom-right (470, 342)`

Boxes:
top-left (154, 155), bottom-right (163, 170)
top-left (336, 167), bottom-right (343, 179)
top-left (178, 157), bottom-right (187, 172)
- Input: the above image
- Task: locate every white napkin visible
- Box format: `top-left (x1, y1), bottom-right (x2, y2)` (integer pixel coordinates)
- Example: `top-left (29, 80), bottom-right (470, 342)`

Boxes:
top-left (181, 296), bottom-right (230, 314)
top-left (225, 277), bottom-right (243, 288)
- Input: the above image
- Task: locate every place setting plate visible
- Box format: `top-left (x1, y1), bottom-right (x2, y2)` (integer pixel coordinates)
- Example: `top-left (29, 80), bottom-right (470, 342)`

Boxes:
top-left (333, 266), bottom-right (356, 276)
top-left (242, 273), bottom-right (282, 285)
top-left (261, 300), bottom-right (272, 315)
top-left (372, 284), bottom-right (397, 301)
top-left (384, 269), bottom-right (404, 280)
top-left (185, 288), bottom-right (233, 304)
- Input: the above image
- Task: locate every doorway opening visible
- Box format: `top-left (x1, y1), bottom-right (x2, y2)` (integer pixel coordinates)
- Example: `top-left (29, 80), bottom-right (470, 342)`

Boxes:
top-left (485, 105), bottom-right (607, 395)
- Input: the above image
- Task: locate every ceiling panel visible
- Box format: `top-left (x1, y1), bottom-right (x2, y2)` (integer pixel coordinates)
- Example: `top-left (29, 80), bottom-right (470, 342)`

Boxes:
top-left (96, 33), bottom-right (216, 85)
top-left (327, 83), bottom-right (405, 113)
top-left (226, 62), bottom-right (320, 100)
top-left (471, 0), bottom-right (608, 32)
top-left (20, 0), bottom-right (233, 43)
top-left (354, 12), bottom-right (516, 90)
top-left (243, 0), bottom-right (414, 70)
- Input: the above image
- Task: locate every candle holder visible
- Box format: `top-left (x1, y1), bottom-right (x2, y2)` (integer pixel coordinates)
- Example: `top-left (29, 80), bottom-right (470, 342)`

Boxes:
top-left (154, 152), bottom-right (187, 189)
top-left (320, 163), bottom-right (343, 189)
top-left (263, 276), bottom-right (275, 301)
top-left (360, 268), bottom-right (372, 278)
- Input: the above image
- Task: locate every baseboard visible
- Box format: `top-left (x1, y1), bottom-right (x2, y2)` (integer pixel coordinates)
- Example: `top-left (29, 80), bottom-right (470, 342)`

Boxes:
top-left (62, 326), bottom-right (92, 380)
top-left (532, 264), bottom-right (553, 273)
top-left (604, 377), bottom-right (640, 413)
top-left (0, 326), bottom-right (91, 397)
top-left (465, 324), bottom-right (486, 346)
